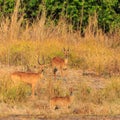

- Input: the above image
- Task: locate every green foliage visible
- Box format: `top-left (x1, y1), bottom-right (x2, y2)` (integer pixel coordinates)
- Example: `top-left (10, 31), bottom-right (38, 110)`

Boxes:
top-left (0, 0), bottom-right (15, 16)
top-left (23, 0), bottom-right (42, 21)
top-left (0, 0), bottom-right (119, 32)
top-left (3, 84), bottom-right (29, 103)
top-left (98, 0), bottom-right (120, 32)
top-left (0, 75), bottom-right (30, 103)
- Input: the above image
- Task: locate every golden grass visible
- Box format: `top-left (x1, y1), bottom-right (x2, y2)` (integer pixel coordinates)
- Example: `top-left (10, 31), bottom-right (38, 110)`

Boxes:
top-left (0, 39), bottom-right (119, 76)
top-left (0, 0), bottom-right (119, 75)
top-left (77, 76), bottom-right (120, 103)
top-left (0, 1), bottom-right (120, 117)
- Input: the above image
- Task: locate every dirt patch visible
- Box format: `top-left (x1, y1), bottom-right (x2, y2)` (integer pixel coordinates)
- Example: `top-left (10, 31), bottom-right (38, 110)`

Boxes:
top-left (0, 115), bottom-right (120, 120)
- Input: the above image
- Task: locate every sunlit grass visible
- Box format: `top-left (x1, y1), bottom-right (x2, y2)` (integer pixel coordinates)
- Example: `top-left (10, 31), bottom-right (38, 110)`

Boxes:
top-left (0, 73), bottom-right (120, 115)
top-left (0, 39), bottom-right (120, 76)
top-left (0, 2), bottom-right (120, 116)
top-left (76, 76), bottom-right (120, 104)
top-left (0, 74), bottom-right (31, 103)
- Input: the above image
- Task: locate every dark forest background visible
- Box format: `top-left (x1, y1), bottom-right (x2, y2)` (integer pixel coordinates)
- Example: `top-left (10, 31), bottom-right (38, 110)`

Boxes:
top-left (0, 0), bottom-right (120, 33)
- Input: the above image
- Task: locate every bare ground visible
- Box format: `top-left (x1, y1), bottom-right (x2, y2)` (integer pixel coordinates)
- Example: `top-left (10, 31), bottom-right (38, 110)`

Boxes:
top-left (0, 114), bottom-right (120, 120)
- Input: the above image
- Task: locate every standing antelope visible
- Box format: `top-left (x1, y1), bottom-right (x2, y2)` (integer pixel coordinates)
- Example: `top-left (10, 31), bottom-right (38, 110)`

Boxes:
top-left (50, 88), bottom-right (74, 110)
top-left (51, 48), bottom-right (69, 80)
top-left (11, 58), bottom-right (45, 98)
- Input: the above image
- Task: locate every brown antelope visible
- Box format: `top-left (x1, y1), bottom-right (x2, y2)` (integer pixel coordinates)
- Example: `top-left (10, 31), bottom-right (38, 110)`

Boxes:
top-left (11, 57), bottom-right (45, 98)
top-left (50, 88), bottom-right (74, 110)
top-left (51, 48), bottom-right (69, 80)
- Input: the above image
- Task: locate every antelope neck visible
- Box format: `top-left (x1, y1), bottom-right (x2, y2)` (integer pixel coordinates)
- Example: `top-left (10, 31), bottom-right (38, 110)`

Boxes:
top-left (64, 58), bottom-right (68, 64)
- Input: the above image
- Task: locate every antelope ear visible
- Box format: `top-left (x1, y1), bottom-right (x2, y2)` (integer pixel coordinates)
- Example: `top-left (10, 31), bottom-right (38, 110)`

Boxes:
top-left (38, 55), bottom-right (42, 65)
top-left (67, 48), bottom-right (70, 51)
top-left (38, 55), bottom-right (45, 65)
top-left (63, 48), bottom-right (66, 51)
top-left (42, 55), bottom-right (45, 64)
top-left (38, 56), bottom-right (41, 65)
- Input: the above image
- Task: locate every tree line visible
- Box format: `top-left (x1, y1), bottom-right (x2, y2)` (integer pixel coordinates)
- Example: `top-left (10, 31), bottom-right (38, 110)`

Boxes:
top-left (0, 0), bottom-right (120, 33)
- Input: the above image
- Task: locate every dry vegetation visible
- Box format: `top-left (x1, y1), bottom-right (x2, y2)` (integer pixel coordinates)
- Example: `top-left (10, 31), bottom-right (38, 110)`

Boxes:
top-left (0, 1), bottom-right (120, 119)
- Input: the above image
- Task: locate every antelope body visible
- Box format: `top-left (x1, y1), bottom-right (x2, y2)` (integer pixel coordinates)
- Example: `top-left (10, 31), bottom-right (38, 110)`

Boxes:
top-left (50, 89), bottom-right (74, 110)
top-left (51, 48), bottom-right (69, 80)
top-left (11, 59), bottom-right (45, 98)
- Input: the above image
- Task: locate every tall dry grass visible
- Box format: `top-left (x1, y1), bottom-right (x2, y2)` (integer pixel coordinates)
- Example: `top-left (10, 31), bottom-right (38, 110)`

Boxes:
top-left (0, 1), bottom-right (120, 116)
top-left (0, 0), bottom-right (120, 76)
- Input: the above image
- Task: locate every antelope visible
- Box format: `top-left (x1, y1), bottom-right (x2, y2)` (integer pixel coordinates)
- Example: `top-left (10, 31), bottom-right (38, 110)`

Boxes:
top-left (11, 57), bottom-right (45, 98)
top-left (50, 88), bottom-right (74, 110)
top-left (51, 48), bottom-right (69, 80)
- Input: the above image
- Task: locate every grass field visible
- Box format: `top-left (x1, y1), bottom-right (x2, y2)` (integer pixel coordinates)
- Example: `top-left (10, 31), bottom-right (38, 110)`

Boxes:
top-left (0, 3), bottom-right (120, 119)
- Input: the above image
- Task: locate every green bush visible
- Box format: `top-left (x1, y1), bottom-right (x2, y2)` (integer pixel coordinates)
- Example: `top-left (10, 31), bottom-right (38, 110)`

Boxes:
top-left (0, 0), bottom-right (119, 32)
top-left (0, 75), bottom-right (31, 103)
